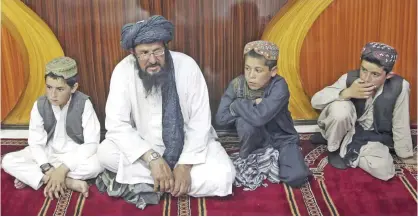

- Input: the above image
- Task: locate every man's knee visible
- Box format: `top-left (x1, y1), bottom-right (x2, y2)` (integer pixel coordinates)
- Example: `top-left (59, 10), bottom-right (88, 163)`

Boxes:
top-left (209, 157), bottom-right (236, 188)
top-left (189, 153), bottom-right (236, 197)
top-left (97, 140), bottom-right (120, 172)
top-left (86, 155), bottom-right (104, 177)
top-left (327, 101), bottom-right (355, 122)
top-left (220, 162), bottom-right (236, 185)
top-left (191, 167), bottom-right (235, 197)
top-left (67, 155), bottom-right (104, 180)
top-left (96, 142), bottom-right (108, 162)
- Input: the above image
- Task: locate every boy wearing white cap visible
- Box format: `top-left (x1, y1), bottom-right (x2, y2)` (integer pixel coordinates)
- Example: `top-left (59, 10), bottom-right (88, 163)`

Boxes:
top-left (2, 56), bottom-right (103, 199)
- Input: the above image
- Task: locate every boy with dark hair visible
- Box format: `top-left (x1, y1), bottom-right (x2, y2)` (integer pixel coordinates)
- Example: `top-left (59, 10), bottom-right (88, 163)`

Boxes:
top-left (311, 42), bottom-right (416, 180)
top-left (216, 40), bottom-right (311, 190)
top-left (2, 56), bottom-right (103, 199)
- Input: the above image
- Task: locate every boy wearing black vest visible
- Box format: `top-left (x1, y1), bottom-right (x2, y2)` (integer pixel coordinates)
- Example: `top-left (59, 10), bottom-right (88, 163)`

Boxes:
top-left (2, 57), bottom-right (103, 198)
top-left (310, 42), bottom-right (416, 180)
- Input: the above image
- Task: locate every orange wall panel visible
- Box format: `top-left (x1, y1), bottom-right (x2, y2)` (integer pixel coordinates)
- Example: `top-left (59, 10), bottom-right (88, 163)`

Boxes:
top-left (1, 26), bottom-right (27, 121)
top-left (299, 0), bottom-right (417, 121)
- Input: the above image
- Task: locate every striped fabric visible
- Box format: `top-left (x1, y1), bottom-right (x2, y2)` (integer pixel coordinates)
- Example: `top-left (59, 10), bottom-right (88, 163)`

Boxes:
top-left (96, 169), bottom-right (163, 210)
top-left (230, 147), bottom-right (280, 191)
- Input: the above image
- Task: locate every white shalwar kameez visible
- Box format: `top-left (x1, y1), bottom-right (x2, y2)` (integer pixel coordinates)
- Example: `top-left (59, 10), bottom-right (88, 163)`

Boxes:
top-left (98, 51), bottom-right (236, 197)
top-left (2, 98), bottom-right (103, 189)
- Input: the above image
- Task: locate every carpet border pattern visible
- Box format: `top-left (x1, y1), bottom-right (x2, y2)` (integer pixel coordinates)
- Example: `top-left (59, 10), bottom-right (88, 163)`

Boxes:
top-left (1, 130), bottom-right (416, 216)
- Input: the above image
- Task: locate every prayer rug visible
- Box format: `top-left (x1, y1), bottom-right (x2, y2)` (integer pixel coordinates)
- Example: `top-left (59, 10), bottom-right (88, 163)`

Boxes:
top-left (1, 131), bottom-right (416, 216)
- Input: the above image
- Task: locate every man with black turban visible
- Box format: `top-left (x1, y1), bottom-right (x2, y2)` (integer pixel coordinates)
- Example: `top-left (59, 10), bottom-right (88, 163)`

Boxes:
top-left (96, 15), bottom-right (236, 209)
top-left (310, 42), bottom-right (416, 180)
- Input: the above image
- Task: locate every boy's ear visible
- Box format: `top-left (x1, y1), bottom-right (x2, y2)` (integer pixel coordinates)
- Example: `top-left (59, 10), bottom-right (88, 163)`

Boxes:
top-left (71, 82), bottom-right (79, 93)
top-left (270, 66), bottom-right (278, 77)
top-left (386, 71), bottom-right (395, 79)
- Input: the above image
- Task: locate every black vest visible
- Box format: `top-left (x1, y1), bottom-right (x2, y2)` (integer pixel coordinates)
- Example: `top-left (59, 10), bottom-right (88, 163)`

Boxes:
top-left (346, 70), bottom-right (403, 135)
top-left (37, 91), bottom-right (89, 144)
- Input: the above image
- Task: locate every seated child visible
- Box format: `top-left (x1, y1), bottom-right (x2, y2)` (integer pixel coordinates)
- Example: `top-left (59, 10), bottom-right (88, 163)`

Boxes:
top-left (215, 41), bottom-right (311, 189)
top-left (2, 56), bottom-right (103, 198)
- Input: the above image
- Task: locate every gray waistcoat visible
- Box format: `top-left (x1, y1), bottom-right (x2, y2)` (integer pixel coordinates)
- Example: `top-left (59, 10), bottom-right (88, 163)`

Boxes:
top-left (37, 91), bottom-right (89, 144)
top-left (346, 70), bottom-right (403, 135)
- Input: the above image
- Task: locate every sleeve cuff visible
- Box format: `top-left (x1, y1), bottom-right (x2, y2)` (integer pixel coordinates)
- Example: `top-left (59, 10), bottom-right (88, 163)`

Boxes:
top-left (336, 89), bottom-right (350, 101)
top-left (106, 133), bottom-right (154, 164)
top-left (124, 145), bottom-right (152, 164)
top-left (36, 159), bottom-right (49, 168)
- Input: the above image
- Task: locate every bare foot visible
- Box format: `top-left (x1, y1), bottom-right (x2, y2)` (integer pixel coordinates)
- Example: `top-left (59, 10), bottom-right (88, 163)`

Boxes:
top-left (14, 179), bottom-right (27, 189)
top-left (65, 178), bottom-right (89, 198)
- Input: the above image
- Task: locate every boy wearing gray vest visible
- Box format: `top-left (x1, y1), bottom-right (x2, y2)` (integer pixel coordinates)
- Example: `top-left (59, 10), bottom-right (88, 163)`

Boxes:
top-left (310, 42), bottom-right (416, 180)
top-left (2, 57), bottom-right (103, 199)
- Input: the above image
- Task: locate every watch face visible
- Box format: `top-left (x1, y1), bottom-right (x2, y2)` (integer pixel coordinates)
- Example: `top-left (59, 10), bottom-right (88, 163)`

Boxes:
top-left (151, 152), bottom-right (160, 159)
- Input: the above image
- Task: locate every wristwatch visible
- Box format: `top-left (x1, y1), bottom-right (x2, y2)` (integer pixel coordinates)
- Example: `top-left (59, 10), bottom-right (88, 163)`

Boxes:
top-left (147, 152), bottom-right (161, 164)
top-left (40, 163), bottom-right (53, 174)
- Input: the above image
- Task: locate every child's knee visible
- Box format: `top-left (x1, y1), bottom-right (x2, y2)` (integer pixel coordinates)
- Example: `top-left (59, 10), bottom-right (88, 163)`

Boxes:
top-left (1, 153), bottom-right (16, 172)
top-left (327, 101), bottom-right (355, 122)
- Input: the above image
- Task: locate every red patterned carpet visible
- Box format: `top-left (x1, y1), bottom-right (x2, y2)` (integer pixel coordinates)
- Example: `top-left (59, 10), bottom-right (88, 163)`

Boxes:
top-left (1, 133), bottom-right (417, 216)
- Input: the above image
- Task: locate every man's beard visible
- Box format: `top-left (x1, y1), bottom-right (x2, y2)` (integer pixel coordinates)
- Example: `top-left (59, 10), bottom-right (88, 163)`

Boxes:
top-left (135, 60), bottom-right (169, 96)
